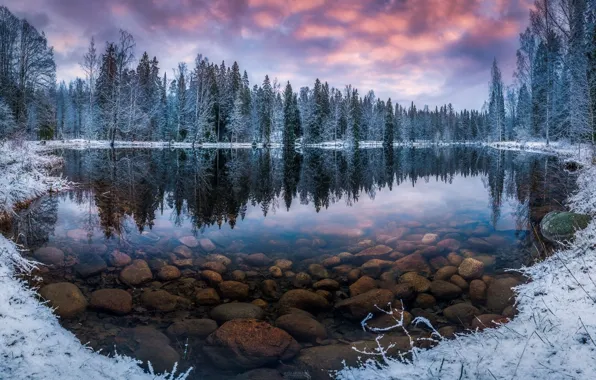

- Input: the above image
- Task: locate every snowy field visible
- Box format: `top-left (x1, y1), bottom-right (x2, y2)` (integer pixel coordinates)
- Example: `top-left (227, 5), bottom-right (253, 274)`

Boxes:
top-left (0, 140), bottom-right (594, 379)
top-left (339, 143), bottom-right (596, 380)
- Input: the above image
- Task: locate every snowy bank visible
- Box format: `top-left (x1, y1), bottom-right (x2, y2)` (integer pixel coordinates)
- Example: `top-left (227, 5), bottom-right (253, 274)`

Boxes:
top-left (339, 144), bottom-right (596, 380)
top-left (0, 142), bottom-right (190, 380)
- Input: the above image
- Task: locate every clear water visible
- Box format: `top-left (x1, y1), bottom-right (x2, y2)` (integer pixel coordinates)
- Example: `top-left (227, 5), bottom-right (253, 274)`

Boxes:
top-left (11, 147), bottom-right (576, 379)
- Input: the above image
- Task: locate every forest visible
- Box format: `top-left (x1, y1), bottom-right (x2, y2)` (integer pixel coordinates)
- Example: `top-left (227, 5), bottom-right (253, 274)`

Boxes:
top-left (0, 2), bottom-right (595, 147)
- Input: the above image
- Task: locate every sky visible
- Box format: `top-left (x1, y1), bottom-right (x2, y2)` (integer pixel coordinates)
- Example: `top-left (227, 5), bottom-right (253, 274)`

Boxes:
top-left (4, 0), bottom-right (533, 110)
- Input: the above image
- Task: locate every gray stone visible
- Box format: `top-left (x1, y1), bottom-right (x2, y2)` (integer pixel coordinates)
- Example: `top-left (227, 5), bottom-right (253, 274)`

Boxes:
top-left (540, 211), bottom-right (592, 243)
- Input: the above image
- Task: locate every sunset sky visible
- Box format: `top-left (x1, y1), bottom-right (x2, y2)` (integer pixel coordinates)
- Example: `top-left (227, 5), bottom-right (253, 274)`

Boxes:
top-left (5, 0), bottom-right (533, 110)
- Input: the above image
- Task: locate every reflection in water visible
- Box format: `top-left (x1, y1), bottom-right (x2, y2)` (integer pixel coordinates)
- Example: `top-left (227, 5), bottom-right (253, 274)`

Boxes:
top-left (10, 147), bottom-right (576, 380)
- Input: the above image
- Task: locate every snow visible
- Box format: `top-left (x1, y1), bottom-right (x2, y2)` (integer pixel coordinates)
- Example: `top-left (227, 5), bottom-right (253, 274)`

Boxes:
top-left (0, 141), bottom-right (190, 380)
top-left (338, 142), bottom-right (596, 380)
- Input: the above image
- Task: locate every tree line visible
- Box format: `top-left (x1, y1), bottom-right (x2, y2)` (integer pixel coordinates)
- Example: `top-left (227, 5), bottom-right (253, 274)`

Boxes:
top-left (1, 3), bottom-right (595, 148)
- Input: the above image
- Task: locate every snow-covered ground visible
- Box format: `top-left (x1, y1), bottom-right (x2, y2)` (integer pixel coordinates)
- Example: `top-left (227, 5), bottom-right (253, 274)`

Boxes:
top-left (0, 141), bottom-right (190, 380)
top-left (339, 142), bottom-right (596, 380)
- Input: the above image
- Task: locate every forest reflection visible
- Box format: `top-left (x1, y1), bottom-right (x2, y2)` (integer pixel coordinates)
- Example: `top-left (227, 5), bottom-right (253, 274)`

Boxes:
top-left (20, 147), bottom-right (571, 245)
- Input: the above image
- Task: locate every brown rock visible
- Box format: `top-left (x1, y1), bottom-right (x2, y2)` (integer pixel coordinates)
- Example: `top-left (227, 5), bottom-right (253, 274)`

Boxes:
top-left (293, 272), bottom-right (312, 288)
top-left (195, 288), bottom-right (221, 305)
top-left (392, 283), bottom-right (415, 300)
top-left (269, 266), bottom-right (283, 278)
top-left (245, 253), bottom-right (272, 266)
top-left (210, 303), bottom-right (265, 323)
top-left (39, 282), bottom-right (87, 318)
top-left (471, 314), bottom-right (507, 330)
top-left (119, 259), bottom-right (152, 286)
top-left (199, 238), bottom-right (216, 252)
top-left (201, 270), bottom-right (223, 286)
top-left (360, 259), bottom-right (393, 277)
top-left (347, 268), bottom-right (361, 283)
top-left (108, 250), bottom-right (131, 267)
top-left (204, 319), bottom-right (300, 369)
top-left (308, 264), bottom-right (329, 280)
top-left (415, 293), bottom-right (437, 308)
top-left (437, 238), bottom-right (461, 251)
top-left (274, 259), bottom-right (293, 270)
top-left (313, 279), bottom-right (340, 291)
top-left (89, 289), bottom-right (132, 315)
top-left (447, 252), bottom-right (464, 266)
top-left (486, 277), bottom-right (521, 313)
top-left (278, 289), bottom-right (329, 313)
top-left (206, 254), bottom-right (232, 266)
top-left (469, 279), bottom-right (487, 304)
top-left (231, 270), bottom-right (247, 281)
top-left (354, 245), bottom-right (393, 260)
top-left (179, 235), bottom-right (199, 248)
top-left (466, 237), bottom-right (494, 251)
top-left (262, 279), bottom-right (280, 299)
top-left (399, 272), bottom-right (431, 293)
top-left (166, 318), bottom-right (218, 339)
top-left (275, 314), bottom-right (327, 342)
top-left (219, 281), bottom-right (250, 300)
top-left (458, 258), bottom-right (485, 280)
top-left (200, 261), bottom-right (227, 274)
top-left (141, 289), bottom-right (181, 312)
top-left (449, 274), bottom-right (469, 290)
top-left (33, 247), bottom-right (64, 265)
top-left (366, 310), bottom-right (413, 330)
top-left (430, 280), bottom-right (462, 300)
top-left (443, 303), bottom-right (480, 325)
top-left (349, 276), bottom-right (377, 297)
top-left (321, 256), bottom-right (341, 268)
top-left (335, 289), bottom-right (394, 319)
top-left (173, 245), bottom-right (192, 258)
top-left (157, 265), bottom-right (181, 281)
top-left (394, 254), bottom-right (431, 276)
top-left (434, 266), bottom-right (458, 281)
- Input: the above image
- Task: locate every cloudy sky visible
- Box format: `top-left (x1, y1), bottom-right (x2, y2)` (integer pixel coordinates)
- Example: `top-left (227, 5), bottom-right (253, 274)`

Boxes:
top-left (5, 0), bottom-right (533, 110)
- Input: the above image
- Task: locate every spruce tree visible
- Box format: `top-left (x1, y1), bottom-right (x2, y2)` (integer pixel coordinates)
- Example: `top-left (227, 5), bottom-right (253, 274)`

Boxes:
top-left (384, 98), bottom-right (394, 146)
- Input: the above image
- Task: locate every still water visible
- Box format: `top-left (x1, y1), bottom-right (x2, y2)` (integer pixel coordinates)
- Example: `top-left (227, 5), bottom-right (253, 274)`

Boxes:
top-left (12, 147), bottom-right (575, 379)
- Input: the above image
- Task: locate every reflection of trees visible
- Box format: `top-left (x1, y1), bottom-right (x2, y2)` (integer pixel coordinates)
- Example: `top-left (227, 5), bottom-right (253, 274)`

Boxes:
top-left (13, 196), bottom-right (58, 247)
top-left (51, 147), bottom-right (574, 237)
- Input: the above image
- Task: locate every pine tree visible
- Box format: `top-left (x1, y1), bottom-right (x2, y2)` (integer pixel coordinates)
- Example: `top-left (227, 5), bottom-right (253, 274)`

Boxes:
top-left (489, 58), bottom-right (505, 142)
top-left (283, 81), bottom-right (295, 149)
top-left (383, 98), bottom-right (394, 146)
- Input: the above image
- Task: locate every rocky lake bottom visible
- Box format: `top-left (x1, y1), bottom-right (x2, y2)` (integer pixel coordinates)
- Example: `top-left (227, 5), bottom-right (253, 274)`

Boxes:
top-left (6, 147), bottom-right (577, 380)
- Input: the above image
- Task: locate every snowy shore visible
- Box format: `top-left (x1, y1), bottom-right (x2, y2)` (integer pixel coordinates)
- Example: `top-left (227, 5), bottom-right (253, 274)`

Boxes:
top-left (0, 141), bottom-right (190, 379)
top-left (339, 144), bottom-right (596, 380)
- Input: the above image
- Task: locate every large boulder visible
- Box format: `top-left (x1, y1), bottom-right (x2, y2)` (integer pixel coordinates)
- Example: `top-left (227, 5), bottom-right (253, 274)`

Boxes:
top-left (486, 277), bottom-right (521, 313)
top-left (89, 289), bottom-right (132, 315)
top-left (278, 289), bottom-right (329, 313)
top-left (39, 282), bottom-right (87, 318)
top-left (540, 211), bottom-right (592, 243)
top-left (335, 289), bottom-right (394, 319)
top-left (204, 319), bottom-right (300, 370)
top-left (443, 303), bottom-right (480, 325)
top-left (119, 259), bottom-right (153, 286)
top-left (210, 303), bottom-right (265, 323)
top-left (458, 258), bottom-right (484, 280)
top-left (349, 276), bottom-right (377, 297)
top-left (275, 313), bottom-right (327, 342)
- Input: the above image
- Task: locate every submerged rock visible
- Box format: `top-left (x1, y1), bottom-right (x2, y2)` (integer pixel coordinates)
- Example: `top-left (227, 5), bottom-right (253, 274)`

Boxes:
top-left (89, 289), bottom-right (132, 315)
top-left (210, 303), bottom-right (265, 323)
top-left (39, 282), bottom-right (87, 318)
top-left (278, 289), bottom-right (329, 313)
top-left (166, 318), bottom-right (218, 339)
top-left (204, 319), bottom-right (300, 369)
top-left (540, 211), bottom-right (592, 243)
top-left (275, 313), bottom-right (327, 342)
top-left (119, 259), bottom-right (153, 286)
top-left (74, 253), bottom-right (107, 278)
top-left (335, 289), bottom-right (394, 319)
top-left (33, 247), bottom-right (64, 266)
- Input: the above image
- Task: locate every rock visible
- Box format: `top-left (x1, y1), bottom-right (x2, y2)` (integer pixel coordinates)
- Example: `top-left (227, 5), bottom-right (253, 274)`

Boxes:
top-left (429, 256), bottom-right (449, 270)
top-left (219, 281), bottom-right (249, 300)
top-left (201, 270), bottom-right (223, 286)
top-left (278, 289), bottom-right (329, 313)
top-left (338, 252), bottom-right (355, 263)
top-left (486, 277), bottom-right (521, 313)
top-left (108, 250), bottom-right (131, 267)
top-left (399, 272), bottom-right (431, 293)
top-left (292, 272), bottom-right (312, 288)
top-left (204, 319), bottom-right (300, 369)
top-left (89, 289), bottom-right (132, 315)
top-left (437, 238), bottom-right (461, 251)
top-left (443, 303), bottom-right (480, 325)
top-left (417, 246), bottom-right (444, 258)
top-left (360, 259), bottom-right (393, 277)
top-left (231, 270), bottom-right (247, 281)
top-left (166, 318), bottom-right (218, 339)
top-left (313, 279), bottom-right (340, 291)
top-left (195, 288), bottom-right (221, 305)
top-left (179, 235), bottom-right (199, 247)
top-left (308, 264), bottom-right (329, 280)
top-left (199, 238), bottom-right (216, 252)
top-left (210, 303), bottom-right (265, 323)
top-left (134, 338), bottom-right (180, 374)
top-left (392, 283), bottom-right (415, 300)
top-left (449, 274), bottom-right (468, 290)
top-left (335, 289), bottom-right (394, 319)
top-left (430, 280), bottom-right (462, 300)
top-left (347, 268), bottom-right (361, 283)
top-left (434, 266), bottom-right (458, 281)
top-left (235, 369), bottom-right (284, 380)
top-left (275, 313), bottom-right (327, 342)
top-left (274, 259), bottom-right (293, 270)
top-left (245, 253), bottom-right (271, 266)
top-left (438, 326), bottom-right (458, 339)
top-left (33, 247), bottom-right (64, 265)
top-left (467, 237), bottom-right (494, 251)
top-left (447, 252), bottom-right (464, 266)
top-left (119, 259), bottom-right (152, 286)
top-left (206, 254), bottom-right (232, 266)
top-left (141, 290), bottom-right (181, 312)
top-left (321, 256), bottom-right (341, 268)
top-left (39, 282), bottom-right (87, 318)
top-left (421, 233), bottom-right (439, 244)
top-left (261, 279), bottom-right (280, 299)
top-left (268, 266), bottom-right (282, 278)
top-left (173, 245), bottom-right (192, 258)
top-left (354, 245), bottom-right (393, 260)
top-left (469, 279), bottom-right (487, 304)
top-left (157, 265), bottom-right (181, 281)
top-left (74, 253), bottom-right (107, 278)
top-left (458, 258), bottom-right (484, 280)
top-left (415, 293), bottom-right (436, 308)
top-left (293, 345), bottom-right (363, 379)
top-left (200, 261), bottom-right (227, 274)
top-left (471, 314), bottom-right (507, 330)
top-left (540, 211), bottom-right (592, 243)
top-left (394, 254), bottom-right (431, 276)
top-left (349, 276), bottom-right (377, 297)
top-left (252, 299), bottom-right (268, 308)
top-left (366, 310), bottom-right (413, 330)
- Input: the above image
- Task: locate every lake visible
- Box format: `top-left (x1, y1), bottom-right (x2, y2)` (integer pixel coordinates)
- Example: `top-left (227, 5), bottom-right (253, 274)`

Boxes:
top-left (10, 147), bottom-right (576, 379)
